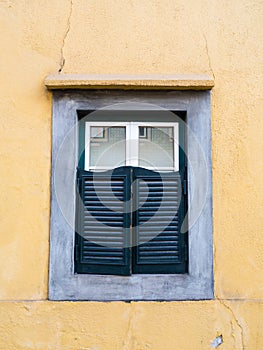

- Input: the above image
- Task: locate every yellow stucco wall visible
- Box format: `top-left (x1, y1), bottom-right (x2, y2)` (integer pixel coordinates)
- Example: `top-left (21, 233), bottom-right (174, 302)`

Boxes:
top-left (0, 0), bottom-right (262, 349)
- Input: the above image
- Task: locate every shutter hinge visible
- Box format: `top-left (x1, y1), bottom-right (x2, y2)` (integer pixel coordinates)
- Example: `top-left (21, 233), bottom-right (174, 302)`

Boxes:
top-left (184, 244), bottom-right (188, 261)
top-left (75, 244), bottom-right (79, 262)
top-left (76, 167), bottom-right (81, 190)
top-left (183, 180), bottom-right (187, 196)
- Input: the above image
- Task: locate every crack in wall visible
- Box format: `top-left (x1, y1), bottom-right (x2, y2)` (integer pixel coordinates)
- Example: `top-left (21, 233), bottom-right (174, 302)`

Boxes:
top-left (203, 33), bottom-right (215, 80)
top-left (122, 303), bottom-right (136, 350)
top-left (218, 299), bottom-right (245, 350)
top-left (230, 319), bottom-right (235, 343)
top-left (58, 0), bottom-right (73, 73)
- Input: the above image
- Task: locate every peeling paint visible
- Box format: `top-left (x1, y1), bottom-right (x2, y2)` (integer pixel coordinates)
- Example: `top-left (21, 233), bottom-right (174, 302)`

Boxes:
top-left (210, 335), bottom-right (223, 348)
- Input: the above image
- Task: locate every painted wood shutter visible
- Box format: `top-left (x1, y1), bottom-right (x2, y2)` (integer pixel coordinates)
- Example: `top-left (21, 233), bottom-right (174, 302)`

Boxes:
top-left (132, 167), bottom-right (187, 274)
top-left (75, 167), bottom-right (187, 275)
top-left (75, 167), bottom-right (131, 275)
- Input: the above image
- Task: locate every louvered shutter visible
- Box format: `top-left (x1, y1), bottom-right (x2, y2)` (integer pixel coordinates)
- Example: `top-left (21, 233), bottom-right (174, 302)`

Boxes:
top-left (132, 167), bottom-right (187, 274)
top-left (75, 167), bottom-right (131, 275)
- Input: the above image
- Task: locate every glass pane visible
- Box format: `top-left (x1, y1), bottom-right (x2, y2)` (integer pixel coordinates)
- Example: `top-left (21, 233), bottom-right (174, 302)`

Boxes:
top-left (139, 127), bottom-right (175, 170)
top-left (90, 126), bottom-right (126, 169)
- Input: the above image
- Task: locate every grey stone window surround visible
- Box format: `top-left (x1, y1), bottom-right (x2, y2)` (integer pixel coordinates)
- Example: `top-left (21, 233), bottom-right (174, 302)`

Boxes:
top-left (49, 90), bottom-right (213, 301)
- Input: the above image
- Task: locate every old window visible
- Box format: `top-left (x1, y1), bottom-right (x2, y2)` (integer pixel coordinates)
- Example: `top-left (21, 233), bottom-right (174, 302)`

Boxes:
top-left (48, 87), bottom-right (213, 301)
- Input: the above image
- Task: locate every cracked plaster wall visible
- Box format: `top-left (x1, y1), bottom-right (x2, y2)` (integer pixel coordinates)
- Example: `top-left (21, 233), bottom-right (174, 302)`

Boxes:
top-left (0, 0), bottom-right (262, 349)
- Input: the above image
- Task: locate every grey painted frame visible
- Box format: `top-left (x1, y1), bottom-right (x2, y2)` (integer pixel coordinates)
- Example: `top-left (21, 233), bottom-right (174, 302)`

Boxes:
top-left (49, 90), bottom-right (213, 301)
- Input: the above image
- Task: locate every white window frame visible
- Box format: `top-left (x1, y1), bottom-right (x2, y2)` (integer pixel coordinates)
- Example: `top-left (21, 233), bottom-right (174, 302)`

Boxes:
top-left (85, 122), bottom-right (179, 172)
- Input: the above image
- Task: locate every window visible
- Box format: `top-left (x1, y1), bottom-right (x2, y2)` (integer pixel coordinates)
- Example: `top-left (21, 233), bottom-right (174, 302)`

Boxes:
top-left (75, 120), bottom-right (187, 275)
top-left (49, 89), bottom-right (213, 301)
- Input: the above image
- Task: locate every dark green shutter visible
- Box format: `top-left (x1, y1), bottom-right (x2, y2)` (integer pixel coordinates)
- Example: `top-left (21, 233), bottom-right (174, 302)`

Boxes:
top-left (75, 167), bottom-right (131, 275)
top-left (132, 167), bottom-right (187, 274)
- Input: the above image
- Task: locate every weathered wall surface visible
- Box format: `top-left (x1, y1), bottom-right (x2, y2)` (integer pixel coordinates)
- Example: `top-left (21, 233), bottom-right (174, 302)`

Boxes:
top-left (0, 0), bottom-right (262, 349)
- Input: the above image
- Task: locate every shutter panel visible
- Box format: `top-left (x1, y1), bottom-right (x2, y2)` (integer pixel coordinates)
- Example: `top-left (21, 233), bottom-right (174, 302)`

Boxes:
top-left (132, 167), bottom-right (187, 274)
top-left (75, 167), bottom-right (131, 275)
